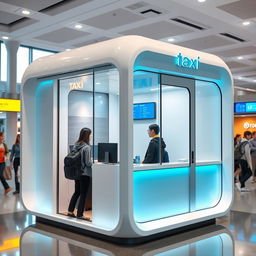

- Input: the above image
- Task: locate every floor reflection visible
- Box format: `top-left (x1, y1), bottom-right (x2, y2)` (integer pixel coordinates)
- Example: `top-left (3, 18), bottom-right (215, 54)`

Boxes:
top-left (20, 224), bottom-right (233, 256)
top-left (0, 212), bottom-right (34, 256)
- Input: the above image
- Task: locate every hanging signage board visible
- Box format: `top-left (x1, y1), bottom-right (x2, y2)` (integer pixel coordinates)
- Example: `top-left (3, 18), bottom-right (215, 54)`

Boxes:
top-left (0, 99), bottom-right (20, 112)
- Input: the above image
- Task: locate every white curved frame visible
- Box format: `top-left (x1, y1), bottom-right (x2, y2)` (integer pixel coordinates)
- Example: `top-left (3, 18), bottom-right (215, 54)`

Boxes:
top-left (21, 36), bottom-right (233, 239)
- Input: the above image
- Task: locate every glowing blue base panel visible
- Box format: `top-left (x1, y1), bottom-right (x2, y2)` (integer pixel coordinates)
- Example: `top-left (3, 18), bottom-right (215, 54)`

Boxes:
top-left (195, 165), bottom-right (222, 210)
top-left (133, 167), bottom-right (190, 223)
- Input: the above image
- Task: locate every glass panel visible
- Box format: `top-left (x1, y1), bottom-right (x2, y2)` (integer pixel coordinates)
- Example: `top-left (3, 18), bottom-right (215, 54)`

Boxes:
top-left (1, 43), bottom-right (7, 81)
top-left (195, 165), bottom-right (222, 210)
top-left (58, 72), bottom-right (93, 214)
top-left (32, 49), bottom-right (54, 62)
top-left (17, 46), bottom-right (29, 83)
top-left (94, 68), bottom-right (119, 162)
top-left (133, 167), bottom-right (190, 222)
top-left (195, 81), bottom-right (221, 162)
top-left (133, 71), bottom-right (161, 165)
top-left (162, 85), bottom-right (190, 164)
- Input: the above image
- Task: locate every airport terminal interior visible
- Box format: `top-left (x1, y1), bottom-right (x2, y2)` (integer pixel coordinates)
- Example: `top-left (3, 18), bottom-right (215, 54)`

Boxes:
top-left (1, 0), bottom-right (256, 255)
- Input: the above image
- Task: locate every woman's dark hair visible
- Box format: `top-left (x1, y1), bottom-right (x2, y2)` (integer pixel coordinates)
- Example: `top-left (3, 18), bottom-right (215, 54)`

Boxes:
top-left (15, 134), bottom-right (20, 145)
top-left (0, 132), bottom-right (4, 137)
top-left (234, 134), bottom-right (241, 145)
top-left (77, 128), bottom-right (91, 145)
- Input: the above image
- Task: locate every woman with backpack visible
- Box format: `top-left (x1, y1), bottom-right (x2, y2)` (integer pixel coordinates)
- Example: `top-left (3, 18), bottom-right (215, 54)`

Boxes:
top-left (0, 132), bottom-right (12, 195)
top-left (67, 127), bottom-right (92, 221)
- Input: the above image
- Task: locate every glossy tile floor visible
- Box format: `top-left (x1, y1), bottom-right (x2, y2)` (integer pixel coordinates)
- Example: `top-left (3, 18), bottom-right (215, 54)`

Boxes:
top-left (1, 179), bottom-right (256, 256)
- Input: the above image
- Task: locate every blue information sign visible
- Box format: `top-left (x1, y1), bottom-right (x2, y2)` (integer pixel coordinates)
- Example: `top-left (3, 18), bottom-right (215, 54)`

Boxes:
top-left (134, 102), bottom-right (156, 120)
top-left (234, 102), bottom-right (256, 114)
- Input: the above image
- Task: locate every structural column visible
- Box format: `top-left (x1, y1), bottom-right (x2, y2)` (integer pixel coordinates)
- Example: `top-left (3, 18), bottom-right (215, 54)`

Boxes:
top-left (4, 40), bottom-right (20, 148)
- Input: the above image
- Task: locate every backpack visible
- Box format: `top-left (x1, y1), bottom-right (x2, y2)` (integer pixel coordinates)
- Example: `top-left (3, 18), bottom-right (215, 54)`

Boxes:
top-left (234, 141), bottom-right (248, 160)
top-left (64, 147), bottom-right (83, 180)
top-left (163, 150), bottom-right (169, 163)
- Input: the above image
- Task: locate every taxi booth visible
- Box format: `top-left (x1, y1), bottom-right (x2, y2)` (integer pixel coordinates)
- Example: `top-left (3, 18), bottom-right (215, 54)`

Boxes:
top-left (21, 36), bottom-right (233, 242)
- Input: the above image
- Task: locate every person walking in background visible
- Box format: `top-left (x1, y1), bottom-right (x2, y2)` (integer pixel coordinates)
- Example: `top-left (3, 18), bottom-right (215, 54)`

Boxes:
top-left (234, 134), bottom-right (242, 183)
top-left (249, 131), bottom-right (256, 183)
top-left (67, 128), bottom-right (92, 221)
top-left (10, 134), bottom-right (20, 194)
top-left (239, 131), bottom-right (253, 192)
top-left (0, 132), bottom-right (12, 195)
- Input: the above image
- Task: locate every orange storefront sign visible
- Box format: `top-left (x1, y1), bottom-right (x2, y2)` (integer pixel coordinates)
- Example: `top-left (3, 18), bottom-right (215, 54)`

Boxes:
top-left (234, 116), bottom-right (256, 136)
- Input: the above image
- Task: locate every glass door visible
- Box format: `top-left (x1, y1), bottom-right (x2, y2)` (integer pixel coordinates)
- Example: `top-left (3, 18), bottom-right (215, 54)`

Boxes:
top-left (161, 75), bottom-right (222, 212)
top-left (161, 74), bottom-right (196, 212)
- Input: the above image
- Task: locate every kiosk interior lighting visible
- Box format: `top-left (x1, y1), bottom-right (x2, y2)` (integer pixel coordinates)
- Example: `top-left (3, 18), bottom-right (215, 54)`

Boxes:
top-left (2, 36), bottom-right (9, 40)
top-left (74, 24), bottom-right (83, 29)
top-left (22, 9), bottom-right (30, 15)
top-left (242, 21), bottom-right (251, 26)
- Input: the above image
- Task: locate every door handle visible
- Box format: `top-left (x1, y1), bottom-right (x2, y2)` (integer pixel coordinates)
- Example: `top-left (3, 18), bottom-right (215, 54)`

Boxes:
top-left (191, 151), bottom-right (195, 164)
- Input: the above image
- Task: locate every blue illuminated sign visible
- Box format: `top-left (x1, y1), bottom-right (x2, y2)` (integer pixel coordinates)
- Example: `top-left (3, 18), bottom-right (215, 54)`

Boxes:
top-left (234, 102), bottom-right (256, 114)
top-left (133, 102), bottom-right (156, 120)
top-left (176, 53), bottom-right (200, 69)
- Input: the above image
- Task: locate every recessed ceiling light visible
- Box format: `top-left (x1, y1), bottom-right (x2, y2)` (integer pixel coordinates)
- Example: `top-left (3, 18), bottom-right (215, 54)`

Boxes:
top-left (2, 36), bottom-right (9, 40)
top-left (242, 21), bottom-right (251, 26)
top-left (237, 76), bottom-right (242, 80)
top-left (198, 0), bottom-right (206, 2)
top-left (22, 9), bottom-right (30, 15)
top-left (96, 82), bottom-right (101, 85)
top-left (66, 49), bottom-right (71, 51)
top-left (237, 56), bottom-right (243, 60)
top-left (253, 80), bottom-right (256, 83)
top-left (74, 24), bottom-right (83, 29)
top-left (167, 38), bottom-right (175, 42)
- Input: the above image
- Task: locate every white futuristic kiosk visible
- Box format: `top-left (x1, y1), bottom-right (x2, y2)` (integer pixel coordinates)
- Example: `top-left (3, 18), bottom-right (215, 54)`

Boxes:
top-left (21, 36), bottom-right (233, 243)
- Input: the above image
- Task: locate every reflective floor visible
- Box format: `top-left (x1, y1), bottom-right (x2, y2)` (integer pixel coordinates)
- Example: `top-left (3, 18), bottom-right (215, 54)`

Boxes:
top-left (1, 180), bottom-right (256, 255)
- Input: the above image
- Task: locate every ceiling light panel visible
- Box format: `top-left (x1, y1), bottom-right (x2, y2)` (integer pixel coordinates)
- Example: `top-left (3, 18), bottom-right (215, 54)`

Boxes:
top-left (0, 0), bottom-right (64, 12)
top-left (225, 61), bottom-right (249, 69)
top-left (0, 10), bottom-right (22, 25)
top-left (178, 35), bottom-right (236, 50)
top-left (121, 21), bottom-right (192, 40)
top-left (35, 27), bottom-right (90, 43)
top-left (126, 2), bottom-right (148, 10)
top-left (217, 0), bottom-right (256, 19)
top-left (81, 9), bottom-right (144, 30)
top-left (213, 46), bottom-right (256, 57)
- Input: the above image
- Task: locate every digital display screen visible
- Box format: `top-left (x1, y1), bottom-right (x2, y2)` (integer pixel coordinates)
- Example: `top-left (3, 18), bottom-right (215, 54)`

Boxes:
top-left (133, 102), bottom-right (156, 120)
top-left (234, 102), bottom-right (256, 114)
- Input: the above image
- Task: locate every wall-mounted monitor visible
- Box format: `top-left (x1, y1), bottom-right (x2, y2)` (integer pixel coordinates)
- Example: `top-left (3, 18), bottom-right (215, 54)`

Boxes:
top-left (133, 102), bottom-right (156, 120)
top-left (234, 102), bottom-right (256, 114)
